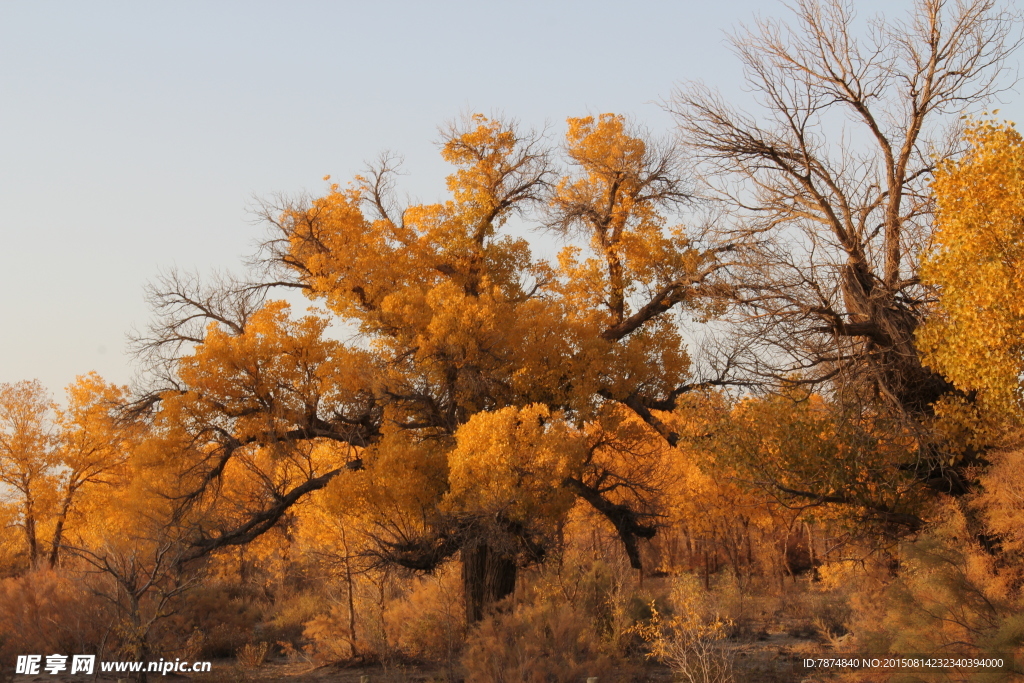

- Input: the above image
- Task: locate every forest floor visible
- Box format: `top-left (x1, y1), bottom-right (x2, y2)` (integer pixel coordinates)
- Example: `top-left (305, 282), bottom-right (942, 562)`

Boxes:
top-left (9, 632), bottom-right (832, 683)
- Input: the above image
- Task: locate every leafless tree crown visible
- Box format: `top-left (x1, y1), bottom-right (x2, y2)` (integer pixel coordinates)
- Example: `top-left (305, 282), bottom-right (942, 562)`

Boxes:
top-left (671, 0), bottom-right (1021, 414)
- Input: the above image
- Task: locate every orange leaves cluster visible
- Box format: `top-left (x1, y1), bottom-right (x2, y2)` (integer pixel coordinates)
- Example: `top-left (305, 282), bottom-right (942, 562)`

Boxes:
top-left (171, 301), bottom-right (368, 441)
top-left (664, 389), bottom-right (926, 537)
top-left (444, 405), bottom-right (584, 526)
top-left (920, 120), bottom-right (1024, 417)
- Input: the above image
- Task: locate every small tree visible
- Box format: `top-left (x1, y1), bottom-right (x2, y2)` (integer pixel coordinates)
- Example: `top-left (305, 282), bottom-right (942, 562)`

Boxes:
top-left (0, 380), bottom-right (55, 568)
top-left (49, 373), bottom-right (134, 568)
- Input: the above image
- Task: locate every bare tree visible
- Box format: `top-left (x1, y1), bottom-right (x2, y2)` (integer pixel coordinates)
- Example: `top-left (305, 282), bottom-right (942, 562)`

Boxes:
top-left (127, 269), bottom-right (272, 393)
top-left (71, 536), bottom-right (197, 683)
top-left (671, 0), bottom-right (1021, 499)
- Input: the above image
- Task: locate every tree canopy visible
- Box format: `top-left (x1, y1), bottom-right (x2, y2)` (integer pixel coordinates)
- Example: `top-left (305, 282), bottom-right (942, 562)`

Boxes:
top-left (134, 113), bottom-right (731, 621)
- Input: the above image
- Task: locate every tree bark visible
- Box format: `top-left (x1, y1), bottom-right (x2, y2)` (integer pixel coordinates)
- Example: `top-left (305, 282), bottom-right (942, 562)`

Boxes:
top-left (24, 493), bottom-right (38, 567)
top-left (462, 542), bottom-right (516, 624)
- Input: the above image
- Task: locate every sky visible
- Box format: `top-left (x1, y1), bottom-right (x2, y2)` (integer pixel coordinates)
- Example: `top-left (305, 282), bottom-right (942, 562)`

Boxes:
top-left (1, 0), bottom-right (1021, 399)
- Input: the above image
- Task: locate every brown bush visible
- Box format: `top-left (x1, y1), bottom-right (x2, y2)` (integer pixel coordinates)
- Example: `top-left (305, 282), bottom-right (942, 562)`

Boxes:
top-left (173, 582), bottom-right (266, 658)
top-left (839, 505), bottom-right (1024, 682)
top-left (302, 604), bottom-right (358, 663)
top-left (632, 574), bottom-right (734, 683)
top-left (384, 565), bottom-right (464, 664)
top-left (0, 569), bottom-right (109, 661)
top-left (236, 641), bottom-right (269, 669)
top-left (262, 588), bottom-right (325, 653)
top-left (461, 588), bottom-right (624, 683)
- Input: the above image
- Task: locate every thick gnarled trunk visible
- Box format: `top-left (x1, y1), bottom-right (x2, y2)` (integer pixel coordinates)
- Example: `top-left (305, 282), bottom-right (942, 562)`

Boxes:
top-left (461, 542), bottom-right (516, 624)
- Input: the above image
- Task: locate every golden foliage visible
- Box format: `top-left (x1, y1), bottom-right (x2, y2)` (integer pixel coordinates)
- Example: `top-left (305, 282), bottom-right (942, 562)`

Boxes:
top-left (444, 405), bottom-right (583, 525)
top-left (846, 503), bottom-right (1024, 681)
top-left (920, 120), bottom-right (1024, 416)
top-left (631, 575), bottom-right (734, 683)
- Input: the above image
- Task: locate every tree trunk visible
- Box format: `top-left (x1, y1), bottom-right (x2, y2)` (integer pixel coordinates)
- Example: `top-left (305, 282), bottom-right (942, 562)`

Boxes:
top-left (129, 594), bottom-right (149, 683)
top-left (49, 490), bottom-right (76, 568)
top-left (340, 524), bottom-right (358, 658)
top-left (462, 542), bottom-right (516, 624)
top-left (24, 496), bottom-right (38, 567)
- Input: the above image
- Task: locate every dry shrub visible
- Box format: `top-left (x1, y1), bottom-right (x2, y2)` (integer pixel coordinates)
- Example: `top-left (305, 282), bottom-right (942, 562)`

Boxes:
top-left (0, 569), bottom-right (108, 661)
top-left (633, 574), bottom-right (734, 683)
top-left (303, 568), bottom-right (464, 667)
top-left (302, 573), bottom-right (389, 665)
top-left (262, 589), bottom-right (324, 652)
top-left (773, 579), bottom-right (850, 641)
top-left (565, 558), bottom-right (652, 657)
top-left (803, 565), bottom-right (863, 653)
top-left (839, 506), bottom-right (1024, 682)
top-left (175, 582), bottom-right (265, 658)
top-left (705, 569), bottom-right (774, 639)
top-left (700, 565), bottom-right (850, 643)
top-left (180, 629), bottom-right (205, 660)
top-left (384, 565), bottom-right (464, 663)
top-left (461, 588), bottom-right (620, 683)
top-left (539, 546), bottom-right (659, 659)
top-left (236, 641), bottom-right (269, 669)
top-left (302, 604), bottom-right (357, 663)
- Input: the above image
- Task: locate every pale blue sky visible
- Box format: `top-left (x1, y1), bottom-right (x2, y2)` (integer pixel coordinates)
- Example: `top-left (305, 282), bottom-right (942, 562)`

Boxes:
top-left (1, 1), bottom-right (1020, 397)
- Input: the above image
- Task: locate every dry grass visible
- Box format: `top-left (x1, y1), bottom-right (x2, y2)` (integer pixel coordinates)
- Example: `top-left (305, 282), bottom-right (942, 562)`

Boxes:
top-left (238, 641), bottom-right (271, 670)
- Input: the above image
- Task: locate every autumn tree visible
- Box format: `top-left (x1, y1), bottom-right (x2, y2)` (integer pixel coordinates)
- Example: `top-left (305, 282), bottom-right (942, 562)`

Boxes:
top-left (704, 391), bottom-right (927, 530)
top-left (135, 113), bottom-right (728, 621)
top-left (0, 375), bottom-right (136, 572)
top-left (670, 0), bottom-right (1021, 507)
top-left (0, 380), bottom-right (55, 568)
top-left (63, 441), bottom-right (201, 683)
top-left (49, 373), bottom-right (134, 567)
